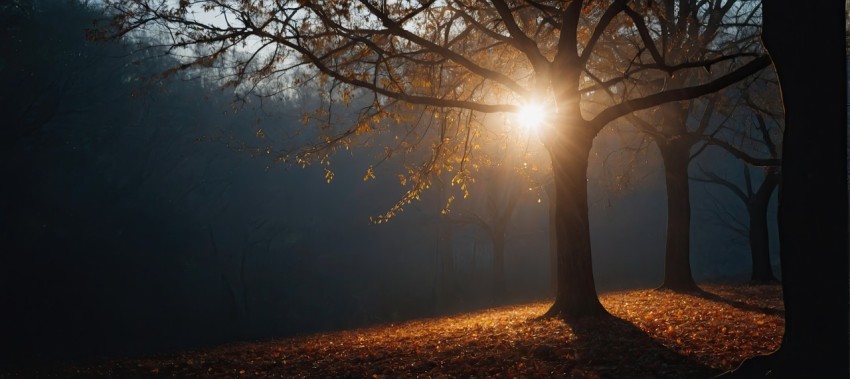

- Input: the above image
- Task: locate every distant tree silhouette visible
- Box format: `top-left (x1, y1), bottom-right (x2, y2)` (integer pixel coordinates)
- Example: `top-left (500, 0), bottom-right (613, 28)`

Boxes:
top-left (691, 87), bottom-right (782, 283)
top-left (447, 155), bottom-right (527, 300)
top-left (694, 162), bottom-right (779, 283)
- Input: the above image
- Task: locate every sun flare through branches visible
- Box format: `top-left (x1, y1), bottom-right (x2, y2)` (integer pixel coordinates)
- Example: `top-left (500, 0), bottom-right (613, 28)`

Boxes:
top-left (516, 104), bottom-right (547, 134)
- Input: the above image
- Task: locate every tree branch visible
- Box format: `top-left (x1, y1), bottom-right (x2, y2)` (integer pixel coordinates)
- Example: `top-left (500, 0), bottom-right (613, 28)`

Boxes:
top-left (692, 164), bottom-right (749, 203)
top-left (701, 134), bottom-right (781, 167)
top-left (591, 54), bottom-right (771, 129)
top-left (578, 0), bottom-right (627, 67)
top-left (489, 0), bottom-right (549, 70)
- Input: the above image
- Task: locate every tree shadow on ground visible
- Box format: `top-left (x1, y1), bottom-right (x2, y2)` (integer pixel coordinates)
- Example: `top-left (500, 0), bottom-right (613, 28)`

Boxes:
top-left (418, 311), bottom-right (719, 378)
top-left (690, 288), bottom-right (785, 317)
top-left (559, 312), bottom-right (719, 378)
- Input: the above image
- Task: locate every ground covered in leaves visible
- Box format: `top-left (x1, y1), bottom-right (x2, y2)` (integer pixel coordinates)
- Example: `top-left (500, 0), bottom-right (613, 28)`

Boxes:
top-left (9, 284), bottom-right (783, 378)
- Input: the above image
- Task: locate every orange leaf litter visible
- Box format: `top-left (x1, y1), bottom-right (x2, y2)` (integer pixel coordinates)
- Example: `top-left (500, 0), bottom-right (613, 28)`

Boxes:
top-left (18, 284), bottom-right (783, 378)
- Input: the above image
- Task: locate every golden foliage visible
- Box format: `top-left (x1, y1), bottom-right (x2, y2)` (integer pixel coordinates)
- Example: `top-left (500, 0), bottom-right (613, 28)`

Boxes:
top-left (363, 166), bottom-right (376, 181)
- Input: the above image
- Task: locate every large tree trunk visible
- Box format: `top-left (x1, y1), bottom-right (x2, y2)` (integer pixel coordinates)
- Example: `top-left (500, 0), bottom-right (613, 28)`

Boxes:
top-left (658, 139), bottom-right (699, 292)
top-left (747, 169), bottom-right (778, 283)
top-left (767, 2), bottom-right (849, 372)
top-left (544, 126), bottom-right (606, 319)
top-left (720, 2), bottom-right (848, 377)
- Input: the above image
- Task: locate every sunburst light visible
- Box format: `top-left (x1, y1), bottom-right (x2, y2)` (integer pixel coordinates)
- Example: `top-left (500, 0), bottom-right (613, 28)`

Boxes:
top-left (517, 104), bottom-right (546, 132)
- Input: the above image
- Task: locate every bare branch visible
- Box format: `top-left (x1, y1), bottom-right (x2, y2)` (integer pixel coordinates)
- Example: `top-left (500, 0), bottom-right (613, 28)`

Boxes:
top-left (700, 134), bottom-right (781, 166)
top-left (488, 0), bottom-right (549, 70)
top-left (692, 164), bottom-right (748, 203)
top-left (591, 54), bottom-right (771, 129)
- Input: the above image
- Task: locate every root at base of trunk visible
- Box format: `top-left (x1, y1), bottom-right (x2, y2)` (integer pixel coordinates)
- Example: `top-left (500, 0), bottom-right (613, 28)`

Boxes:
top-left (540, 300), bottom-right (610, 321)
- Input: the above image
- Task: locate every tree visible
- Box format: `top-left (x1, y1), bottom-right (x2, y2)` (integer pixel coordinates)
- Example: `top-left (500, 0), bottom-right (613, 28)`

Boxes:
top-left (594, 0), bottom-right (774, 292)
top-left (695, 163), bottom-right (779, 282)
top-left (693, 100), bottom-right (782, 283)
top-left (447, 154), bottom-right (527, 300)
top-left (720, 1), bottom-right (849, 376)
top-left (102, 0), bottom-right (770, 318)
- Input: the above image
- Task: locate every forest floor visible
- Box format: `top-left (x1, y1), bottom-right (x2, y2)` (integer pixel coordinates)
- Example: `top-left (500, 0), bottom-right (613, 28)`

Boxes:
top-left (9, 283), bottom-right (783, 378)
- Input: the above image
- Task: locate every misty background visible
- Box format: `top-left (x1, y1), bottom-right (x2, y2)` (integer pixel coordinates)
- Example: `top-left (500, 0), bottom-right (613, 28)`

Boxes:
top-left (0, 1), bottom-right (779, 369)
